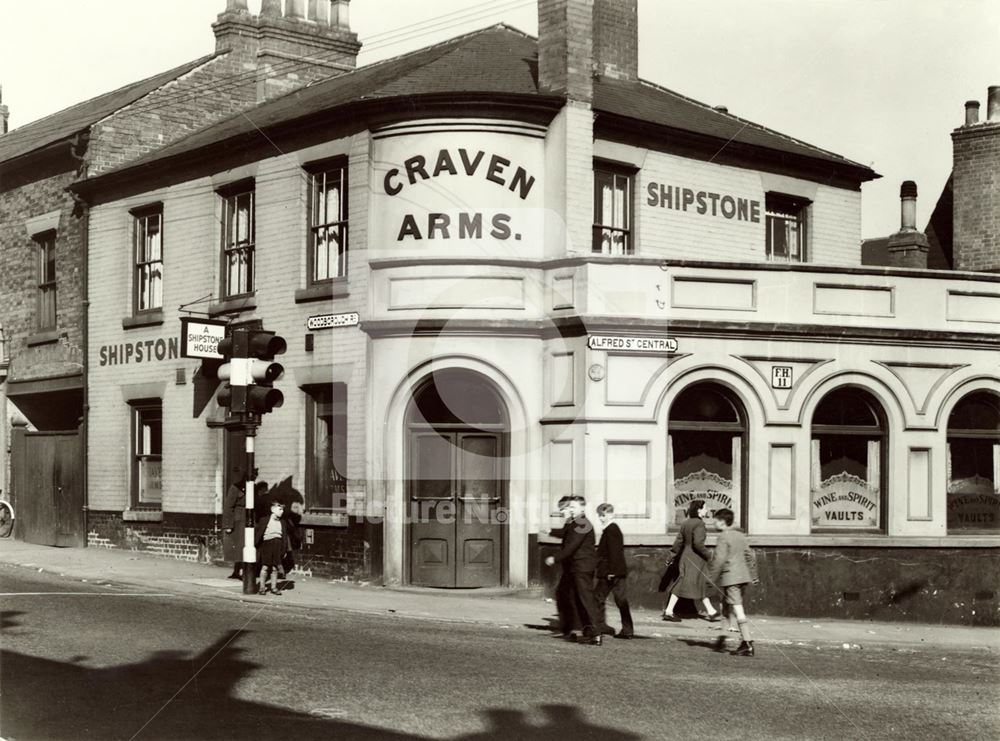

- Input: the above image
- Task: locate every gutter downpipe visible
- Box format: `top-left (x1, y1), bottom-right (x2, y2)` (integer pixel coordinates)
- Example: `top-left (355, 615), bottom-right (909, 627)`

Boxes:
top-left (70, 132), bottom-right (90, 546)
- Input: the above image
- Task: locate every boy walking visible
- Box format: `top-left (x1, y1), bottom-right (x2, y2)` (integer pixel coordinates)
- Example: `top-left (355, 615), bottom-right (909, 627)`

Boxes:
top-left (549, 496), bottom-right (581, 638)
top-left (595, 503), bottom-right (634, 638)
top-left (707, 508), bottom-right (756, 656)
top-left (545, 496), bottom-right (607, 645)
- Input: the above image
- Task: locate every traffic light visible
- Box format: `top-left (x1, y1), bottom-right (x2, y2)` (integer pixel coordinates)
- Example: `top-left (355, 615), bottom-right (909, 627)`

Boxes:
top-left (215, 328), bottom-right (286, 417)
top-left (244, 329), bottom-right (286, 415)
top-left (215, 331), bottom-right (246, 414)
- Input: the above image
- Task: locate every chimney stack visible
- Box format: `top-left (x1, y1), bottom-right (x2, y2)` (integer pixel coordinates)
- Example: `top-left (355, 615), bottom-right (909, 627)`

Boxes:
top-left (592, 0), bottom-right (638, 80)
top-left (886, 181), bottom-right (929, 269)
top-left (213, 0), bottom-right (361, 102)
top-left (952, 87), bottom-right (1000, 272)
top-left (0, 85), bottom-right (8, 135)
top-left (537, 0), bottom-right (639, 100)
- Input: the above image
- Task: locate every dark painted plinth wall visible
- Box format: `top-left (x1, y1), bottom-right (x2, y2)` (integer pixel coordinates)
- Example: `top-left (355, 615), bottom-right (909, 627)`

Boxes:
top-left (537, 544), bottom-right (1000, 626)
top-left (87, 511), bottom-right (372, 580)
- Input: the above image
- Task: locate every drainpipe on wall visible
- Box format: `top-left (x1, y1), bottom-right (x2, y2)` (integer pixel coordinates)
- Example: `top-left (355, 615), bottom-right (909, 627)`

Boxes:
top-left (0, 326), bottom-right (8, 499)
top-left (69, 132), bottom-right (90, 547)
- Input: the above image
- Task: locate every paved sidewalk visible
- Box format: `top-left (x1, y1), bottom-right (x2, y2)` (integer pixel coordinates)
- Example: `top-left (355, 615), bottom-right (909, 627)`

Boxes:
top-left (1, 539), bottom-right (997, 652)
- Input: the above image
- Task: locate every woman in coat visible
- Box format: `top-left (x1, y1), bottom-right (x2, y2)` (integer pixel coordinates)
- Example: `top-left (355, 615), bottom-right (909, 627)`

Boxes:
top-left (661, 500), bottom-right (721, 622)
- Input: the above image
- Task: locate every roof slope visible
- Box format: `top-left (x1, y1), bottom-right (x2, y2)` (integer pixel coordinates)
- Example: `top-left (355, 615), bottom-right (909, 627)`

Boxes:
top-left (77, 25), bottom-right (876, 184)
top-left (0, 54), bottom-right (217, 166)
top-left (593, 78), bottom-right (872, 172)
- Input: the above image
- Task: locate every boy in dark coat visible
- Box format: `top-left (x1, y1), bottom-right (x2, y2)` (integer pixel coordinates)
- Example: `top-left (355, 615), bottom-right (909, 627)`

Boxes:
top-left (544, 496), bottom-right (608, 645)
top-left (595, 503), bottom-right (634, 638)
top-left (549, 496), bottom-right (580, 638)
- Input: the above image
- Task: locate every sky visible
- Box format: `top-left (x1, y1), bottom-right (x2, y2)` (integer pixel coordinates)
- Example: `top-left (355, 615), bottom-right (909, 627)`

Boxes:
top-left (2, 0), bottom-right (997, 239)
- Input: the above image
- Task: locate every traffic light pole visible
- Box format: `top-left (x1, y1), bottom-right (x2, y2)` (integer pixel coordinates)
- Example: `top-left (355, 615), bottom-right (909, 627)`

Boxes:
top-left (242, 425), bottom-right (257, 595)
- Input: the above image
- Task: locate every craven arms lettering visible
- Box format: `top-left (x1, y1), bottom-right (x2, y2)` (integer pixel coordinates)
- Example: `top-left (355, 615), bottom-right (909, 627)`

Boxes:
top-left (383, 148), bottom-right (536, 200)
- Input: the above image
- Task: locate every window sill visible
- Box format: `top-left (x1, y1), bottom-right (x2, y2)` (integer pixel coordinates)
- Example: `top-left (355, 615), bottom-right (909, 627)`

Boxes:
top-left (300, 512), bottom-right (349, 528)
top-left (295, 279), bottom-right (349, 304)
top-left (26, 330), bottom-right (60, 347)
top-left (122, 311), bottom-right (164, 330)
top-left (208, 295), bottom-right (256, 317)
top-left (123, 509), bottom-right (163, 522)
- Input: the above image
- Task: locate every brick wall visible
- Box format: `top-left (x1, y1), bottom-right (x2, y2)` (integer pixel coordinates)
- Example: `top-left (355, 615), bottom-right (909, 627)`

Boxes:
top-left (952, 122), bottom-right (1000, 272)
top-left (87, 509), bottom-right (368, 577)
top-left (537, 544), bottom-right (1000, 626)
top-left (0, 156), bottom-right (86, 384)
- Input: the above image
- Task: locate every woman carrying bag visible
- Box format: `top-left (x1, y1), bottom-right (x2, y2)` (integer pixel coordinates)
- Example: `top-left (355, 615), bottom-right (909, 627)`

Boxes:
top-left (660, 500), bottom-right (721, 622)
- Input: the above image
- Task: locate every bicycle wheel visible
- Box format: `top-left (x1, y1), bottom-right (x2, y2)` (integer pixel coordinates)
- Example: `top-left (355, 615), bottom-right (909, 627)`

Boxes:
top-left (0, 500), bottom-right (14, 538)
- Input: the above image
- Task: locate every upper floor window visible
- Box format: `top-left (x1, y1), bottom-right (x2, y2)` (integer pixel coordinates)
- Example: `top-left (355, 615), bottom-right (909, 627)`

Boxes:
top-left (593, 164), bottom-right (633, 255)
top-left (35, 231), bottom-right (57, 330)
top-left (133, 205), bottom-right (163, 312)
top-left (766, 193), bottom-right (809, 262)
top-left (308, 160), bottom-right (348, 283)
top-left (219, 182), bottom-right (255, 298)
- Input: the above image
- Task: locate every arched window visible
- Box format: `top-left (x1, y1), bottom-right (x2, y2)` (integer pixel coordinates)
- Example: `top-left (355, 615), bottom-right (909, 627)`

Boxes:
top-left (810, 387), bottom-right (887, 531)
top-left (946, 391), bottom-right (1000, 532)
top-left (668, 383), bottom-right (747, 528)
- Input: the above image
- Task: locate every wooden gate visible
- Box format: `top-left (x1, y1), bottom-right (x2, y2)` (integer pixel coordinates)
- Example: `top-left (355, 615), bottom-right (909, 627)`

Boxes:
top-left (11, 428), bottom-right (85, 547)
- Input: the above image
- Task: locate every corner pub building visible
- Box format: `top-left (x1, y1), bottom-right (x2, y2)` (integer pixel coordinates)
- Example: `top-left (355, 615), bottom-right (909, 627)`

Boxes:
top-left (71, 0), bottom-right (999, 624)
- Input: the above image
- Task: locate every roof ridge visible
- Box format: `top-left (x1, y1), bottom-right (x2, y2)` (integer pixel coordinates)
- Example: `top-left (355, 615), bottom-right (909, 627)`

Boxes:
top-left (343, 23), bottom-right (525, 84)
top-left (632, 77), bottom-right (869, 169)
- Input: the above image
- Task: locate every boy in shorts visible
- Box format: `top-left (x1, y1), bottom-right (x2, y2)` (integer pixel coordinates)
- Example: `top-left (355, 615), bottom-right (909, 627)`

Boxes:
top-left (708, 508), bottom-right (755, 656)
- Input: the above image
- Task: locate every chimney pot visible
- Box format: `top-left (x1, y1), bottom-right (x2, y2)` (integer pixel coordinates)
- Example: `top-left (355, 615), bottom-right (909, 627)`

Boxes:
top-left (899, 180), bottom-right (918, 231)
top-left (988, 86), bottom-right (1000, 122)
top-left (330, 0), bottom-right (350, 28)
top-left (713, 105), bottom-right (728, 114)
top-left (965, 100), bottom-right (980, 126)
top-left (261, 0), bottom-right (282, 18)
top-left (888, 179), bottom-right (928, 268)
top-left (308, 0), bottom-right (327, 24)
top-left (225, 0), bottom-right (249, 11)
top-left (286, 0), bottom-right (306, 20)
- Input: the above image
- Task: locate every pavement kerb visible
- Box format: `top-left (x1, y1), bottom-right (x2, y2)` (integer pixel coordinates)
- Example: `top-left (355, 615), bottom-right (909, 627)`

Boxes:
top-left (1, 541), bottom-right (997, 653)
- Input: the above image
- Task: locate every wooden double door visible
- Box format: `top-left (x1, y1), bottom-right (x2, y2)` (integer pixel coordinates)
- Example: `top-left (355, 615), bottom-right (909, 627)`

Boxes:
top-left (408, 428), bottom-right (506, 587)
top-left (11, 429), bottom-right (85, 547)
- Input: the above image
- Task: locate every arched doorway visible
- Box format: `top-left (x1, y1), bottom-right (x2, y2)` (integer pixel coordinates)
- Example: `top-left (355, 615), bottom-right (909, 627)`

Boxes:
top-left (946, 390), bottom-right (1000, 532)
top-left (810, 386), bottom-right (887, 532)
top-left (668, 383), bottom-right (747, 528)
top-left (406, 370), bottom-right (509, 587)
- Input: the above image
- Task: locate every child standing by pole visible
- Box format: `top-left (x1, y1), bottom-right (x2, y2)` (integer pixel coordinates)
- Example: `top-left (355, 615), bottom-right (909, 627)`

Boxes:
top-left (255, 500), bottom-right (287, 595)
top-left (708, 508), bottom-right (757, 656)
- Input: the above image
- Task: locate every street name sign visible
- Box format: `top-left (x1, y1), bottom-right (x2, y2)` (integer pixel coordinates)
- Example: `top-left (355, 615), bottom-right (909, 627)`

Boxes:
top-left (588, 335), bottom-right (677, 354)
top-left (307, 312), bottom-right (360, 331)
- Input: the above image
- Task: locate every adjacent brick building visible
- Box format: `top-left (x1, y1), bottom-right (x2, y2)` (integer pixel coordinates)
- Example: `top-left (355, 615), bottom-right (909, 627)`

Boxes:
top-left (0, 0), bottom-right (359, 547)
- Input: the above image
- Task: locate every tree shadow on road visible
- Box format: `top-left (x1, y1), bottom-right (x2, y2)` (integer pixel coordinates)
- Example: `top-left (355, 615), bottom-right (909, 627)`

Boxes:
top-left (1, 622), bottom-right (642, 740)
